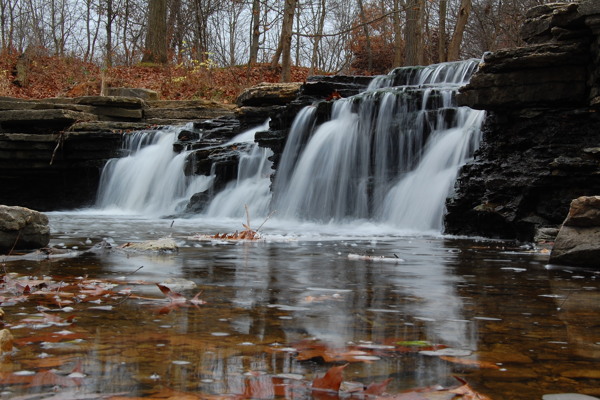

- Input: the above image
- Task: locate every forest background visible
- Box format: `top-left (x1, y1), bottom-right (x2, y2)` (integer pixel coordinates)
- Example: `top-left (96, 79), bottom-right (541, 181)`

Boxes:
top-left (0, 0), bottom-right (550, 103)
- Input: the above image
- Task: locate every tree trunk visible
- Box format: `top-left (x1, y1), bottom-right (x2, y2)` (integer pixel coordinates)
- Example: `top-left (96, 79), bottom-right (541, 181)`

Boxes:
top-left (248, 0), bottom-right (260, 64)
top-left (357, 0), bottom-right (372, 72)
top-left (392, 0), bottom-right (403, 67)
top-left (278, 0), bottom-right (296, 82)
top-left (309, 0), bottom-right (326, 75)
top-left (141, 0), bottom-right (168, 64)
top-left (105, 0), bottom-right (113, 67)
top-left (404, 0), bottom-right (424, 66)
top-left (438, 0), bottom-right (447, 62)
top-left (448, 0), bottom-right (471, 61)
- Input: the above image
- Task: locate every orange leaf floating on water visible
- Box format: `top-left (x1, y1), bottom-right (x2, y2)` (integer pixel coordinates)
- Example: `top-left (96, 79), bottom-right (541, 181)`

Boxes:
top-left (364, 377), bottom-right (393, 396)
top-left (156, 284), bottom-right (187, 303)
top-left (439, 356), bottom-right (500, 369)
top-left (312, 364), bottom-right (348, 392)
top-left (449, 377), bottom-right (493, 400)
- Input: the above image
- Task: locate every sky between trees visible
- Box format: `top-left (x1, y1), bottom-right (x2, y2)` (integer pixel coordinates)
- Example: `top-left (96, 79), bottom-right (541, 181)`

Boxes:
top-left (1, 0), bottom-right (551, 78)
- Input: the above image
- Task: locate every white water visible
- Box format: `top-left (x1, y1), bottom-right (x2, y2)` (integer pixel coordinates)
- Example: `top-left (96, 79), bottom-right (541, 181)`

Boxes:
top-left (203, 122), bottom-right (273, 219)
top-left (96, 124), bottom-right (214, 216)
top-left (95, 60), bottom-right (485, 233)
top-left (272, 59), bottom-right (485, 231)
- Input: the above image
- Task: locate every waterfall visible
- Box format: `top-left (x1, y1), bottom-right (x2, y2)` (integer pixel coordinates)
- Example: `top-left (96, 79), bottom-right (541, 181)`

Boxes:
top-left (96, 121), bottom-right (272, 217)
top-left (272, 59), bottom-right (485, 231)
top-left (203, 120), bottom-right (273, 219)
top-left (96, 124), bottom-right (214, 215)
top-left (95, 59), bottom-right (484, 232)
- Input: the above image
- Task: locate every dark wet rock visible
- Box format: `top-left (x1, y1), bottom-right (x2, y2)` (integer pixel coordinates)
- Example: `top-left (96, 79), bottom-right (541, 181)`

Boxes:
top-left (0, 129), bottom-right (123, 210)
top-left (0, 205), bottom-right (49, 253)
top-left (535, 227), bottom-right (560, 243)
top-left (447, 1), bottom-right (600, 241)
top-left (69, 120), bottom-right (151, 132)
top-left (185, 143), bottom-right (254, 192)
top-left (0, 109), bottom-right (98, 133)
top-left (184, 191), bottom-right (211, 214)
top-left (445, 109), bottom-right (600, 241)
top-left (0, 96), bottom-right (237, 209)
top-left (521, 2), bottom-right (584, 44)
top-left (549, 196), bottom-right (600, 268)
top-left (302, 75), bottom-right (373, 99)
top-left (457, 43), bottom-right (589, 111)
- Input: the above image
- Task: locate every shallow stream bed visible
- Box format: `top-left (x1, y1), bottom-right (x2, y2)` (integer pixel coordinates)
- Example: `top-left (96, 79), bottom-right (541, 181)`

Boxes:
top-left (1, 212), bottom-right (599, 399)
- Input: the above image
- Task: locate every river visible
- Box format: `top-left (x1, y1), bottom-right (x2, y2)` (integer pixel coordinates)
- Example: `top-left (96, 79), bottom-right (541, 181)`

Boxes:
top-left (1, 212), bottom-right (598, 399)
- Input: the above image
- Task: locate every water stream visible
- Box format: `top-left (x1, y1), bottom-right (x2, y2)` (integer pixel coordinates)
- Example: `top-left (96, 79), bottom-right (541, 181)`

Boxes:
top-left (94, 59), bottom-right (484, 232)
top-left (1, 60), bottom-right (598, 399)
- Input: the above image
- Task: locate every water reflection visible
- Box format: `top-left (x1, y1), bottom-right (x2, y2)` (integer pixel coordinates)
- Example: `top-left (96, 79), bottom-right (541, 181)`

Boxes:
top-left (0, 213), bottom-right (598, 399)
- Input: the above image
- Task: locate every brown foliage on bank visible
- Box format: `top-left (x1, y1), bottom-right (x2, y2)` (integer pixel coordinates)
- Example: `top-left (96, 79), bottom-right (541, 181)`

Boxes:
top-left (0, 50), bottom-right (312, 103)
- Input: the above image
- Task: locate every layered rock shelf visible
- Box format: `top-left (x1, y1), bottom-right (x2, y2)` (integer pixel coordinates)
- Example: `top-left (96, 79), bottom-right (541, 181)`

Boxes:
top-left (445, 0), bottom-right (600, 242)
top-left (0, 95), bottom-right (235, 210)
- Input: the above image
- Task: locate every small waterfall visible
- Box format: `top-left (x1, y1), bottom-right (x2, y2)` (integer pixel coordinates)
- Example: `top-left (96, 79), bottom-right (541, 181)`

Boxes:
top-left (96, 124), bottom-right (214, 215)
top-left (203, 120), bottom-right (273, 219)
top-left (272, 59), bottom-right (485, 231)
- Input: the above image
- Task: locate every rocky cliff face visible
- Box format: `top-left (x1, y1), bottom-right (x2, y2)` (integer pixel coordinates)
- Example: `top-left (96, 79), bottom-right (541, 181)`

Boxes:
top-left (0, 96), bottom-right (235, 210)
top-left (445, 0), bottom-right (600, 241)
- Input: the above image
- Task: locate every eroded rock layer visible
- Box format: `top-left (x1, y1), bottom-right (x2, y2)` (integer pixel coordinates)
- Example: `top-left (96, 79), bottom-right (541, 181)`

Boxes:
top-left (445, 0), bottom-right (600, 241)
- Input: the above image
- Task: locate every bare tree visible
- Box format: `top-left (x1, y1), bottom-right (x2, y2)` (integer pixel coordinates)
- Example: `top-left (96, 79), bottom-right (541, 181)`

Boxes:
top-left (356, 0), bottom-right (373, 71)
top-left (392, 0), bottom-right (403, 67)
top-left (448, 0), bottom-right (471, 60)
top-left (248, 0), bottom-right (261, 64)
top-left (0, 0), bottom-right (17, 50)
top-left (438, 0), bottom-right (447, 62)
top-left (141, 0), bottom-right (168, 64)
top-left (309, 0), bottom-right (326, 74)
top-left (280, 0), bottom-right (296, 81)
top-left (404, 0), bottom-right (424, 66)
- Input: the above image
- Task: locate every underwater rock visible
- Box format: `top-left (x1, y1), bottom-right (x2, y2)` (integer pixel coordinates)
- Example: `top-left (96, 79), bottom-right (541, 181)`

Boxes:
top-left (118, 237), bottom-right (179, 253)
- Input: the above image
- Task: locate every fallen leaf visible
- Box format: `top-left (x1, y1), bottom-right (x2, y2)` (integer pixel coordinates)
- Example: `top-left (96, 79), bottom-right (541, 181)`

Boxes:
top-left (156, 284), bottom-right (187, 303)
top-left (448, 377), bottom-right (492, 399)
top-left (439, 356), bottom-right (500, 369)
top-left (364, 377), bottom-right (393, 396)
top-left (312, 364), bottom-right (348, 392)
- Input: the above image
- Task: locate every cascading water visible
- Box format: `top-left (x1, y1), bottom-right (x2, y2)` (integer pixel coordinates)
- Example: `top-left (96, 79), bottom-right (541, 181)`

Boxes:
top-left (96, 124), bottom-right (214, 215)
top-left (95, 121), bottom-right (271, 217)
top-left (95, 59), bottom-right (484, 232)
top-left (271, 59), bottom-right (485, 231)
top-left (203, 121), bottom-right (273, 219)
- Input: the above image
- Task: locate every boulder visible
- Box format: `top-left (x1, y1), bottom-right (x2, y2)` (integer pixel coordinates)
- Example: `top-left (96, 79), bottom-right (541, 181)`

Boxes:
top-left (549, 196), bottom-right (600, 268)
top-left (0, 205), bottom-right (50, 253)
top-left (236, 82), bottom-right (302, 107)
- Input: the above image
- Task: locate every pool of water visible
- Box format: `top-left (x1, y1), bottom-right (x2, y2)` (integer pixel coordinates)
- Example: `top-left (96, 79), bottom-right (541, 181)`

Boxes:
top-left (0, 212), bottom-right (598, 399)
